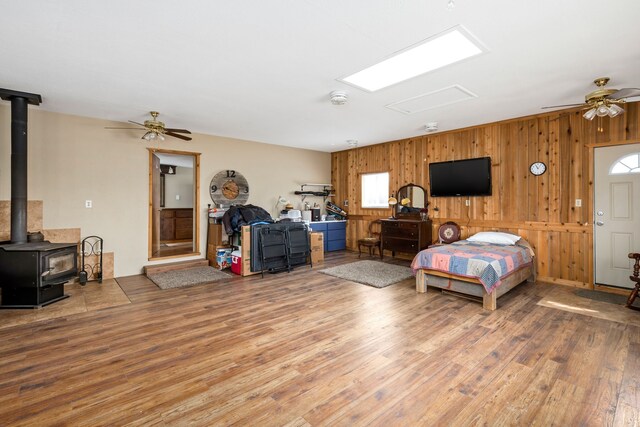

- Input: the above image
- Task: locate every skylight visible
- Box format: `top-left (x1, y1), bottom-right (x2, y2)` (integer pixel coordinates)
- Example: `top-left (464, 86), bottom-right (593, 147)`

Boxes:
top-left (340, 26), bottom-right (486, 92)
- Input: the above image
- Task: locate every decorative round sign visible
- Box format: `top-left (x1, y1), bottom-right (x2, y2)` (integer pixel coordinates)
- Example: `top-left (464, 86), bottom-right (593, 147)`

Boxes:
top-left (438, 221), bottom-right (461, 244)
top-left (210, 170), bottom-right (249, 206)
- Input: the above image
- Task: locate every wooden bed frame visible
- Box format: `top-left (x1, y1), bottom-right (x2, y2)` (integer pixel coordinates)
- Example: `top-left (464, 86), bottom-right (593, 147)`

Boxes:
top-left (415, 262), bottom-right (536, 311)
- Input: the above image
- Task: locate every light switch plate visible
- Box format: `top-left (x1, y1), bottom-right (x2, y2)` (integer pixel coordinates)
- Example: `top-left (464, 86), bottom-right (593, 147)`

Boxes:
top-left (85, 200), bottom-right (92, 208)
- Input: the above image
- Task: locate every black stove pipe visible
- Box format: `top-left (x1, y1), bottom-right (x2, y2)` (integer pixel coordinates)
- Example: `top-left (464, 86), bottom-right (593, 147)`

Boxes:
top-left (10, 96), bottom-right (28, 243)
top-left (0, 89), bottom-right (42, 244)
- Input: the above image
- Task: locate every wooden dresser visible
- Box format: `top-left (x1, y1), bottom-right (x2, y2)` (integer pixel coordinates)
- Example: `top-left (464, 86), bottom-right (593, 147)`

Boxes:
top-left (381, 219), bottom-right (432, 257)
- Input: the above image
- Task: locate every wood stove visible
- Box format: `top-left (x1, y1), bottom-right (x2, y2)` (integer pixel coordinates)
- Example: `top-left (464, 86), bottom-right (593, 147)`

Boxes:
top-left (0, 242), bottom-right (77, 308)
top-left (0, 88), bottom-right (79, 308)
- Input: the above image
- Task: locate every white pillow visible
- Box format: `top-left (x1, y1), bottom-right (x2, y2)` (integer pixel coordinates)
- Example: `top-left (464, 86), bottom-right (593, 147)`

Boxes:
top-left (467, 231), bottom-right (521, 245)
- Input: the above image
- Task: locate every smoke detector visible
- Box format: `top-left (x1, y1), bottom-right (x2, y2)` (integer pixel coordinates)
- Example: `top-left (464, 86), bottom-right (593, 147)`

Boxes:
top-left (330, 90), bottom-right (349, 105)
top-left (424, 122), bottom-right (439, 132)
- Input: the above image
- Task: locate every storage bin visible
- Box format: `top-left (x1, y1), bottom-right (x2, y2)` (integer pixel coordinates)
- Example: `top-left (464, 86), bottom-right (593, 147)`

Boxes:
top-left (231, 250), bottom-right (242, 275)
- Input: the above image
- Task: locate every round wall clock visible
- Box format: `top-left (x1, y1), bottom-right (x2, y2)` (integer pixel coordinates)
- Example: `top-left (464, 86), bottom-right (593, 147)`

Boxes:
top-left (210, 170), bottom-right (249, 206)
top-left (529, 161), bottom-right (547, 176)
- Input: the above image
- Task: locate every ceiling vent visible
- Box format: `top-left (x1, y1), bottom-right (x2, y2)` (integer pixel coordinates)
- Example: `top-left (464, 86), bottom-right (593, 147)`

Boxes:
top-left (424, 122), bottom-right (438, 132)
top-left (330, 91), bottom-right (348, 105)
top-left (346, 139), bottom-right (359, 148)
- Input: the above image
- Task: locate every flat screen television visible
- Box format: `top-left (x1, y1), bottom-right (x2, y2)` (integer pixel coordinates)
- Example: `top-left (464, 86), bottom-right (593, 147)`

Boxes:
top-left (429, 156), bottom-right (492, 197)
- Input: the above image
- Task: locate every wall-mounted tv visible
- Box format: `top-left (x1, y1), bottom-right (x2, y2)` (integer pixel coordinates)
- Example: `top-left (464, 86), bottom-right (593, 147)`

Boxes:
top-left (429, 156), bottom-right (492, 197)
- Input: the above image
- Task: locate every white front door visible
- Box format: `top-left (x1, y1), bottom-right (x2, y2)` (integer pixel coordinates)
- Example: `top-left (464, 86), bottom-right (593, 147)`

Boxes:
top-left (594, 143), bottom-right (640, 288)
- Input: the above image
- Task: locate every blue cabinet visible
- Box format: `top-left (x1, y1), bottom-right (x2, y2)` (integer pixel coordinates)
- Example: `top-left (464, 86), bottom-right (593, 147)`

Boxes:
top-left (326, 222), bottom-right (346, 251)
top-left (309, 221), bottom-right (346, 252)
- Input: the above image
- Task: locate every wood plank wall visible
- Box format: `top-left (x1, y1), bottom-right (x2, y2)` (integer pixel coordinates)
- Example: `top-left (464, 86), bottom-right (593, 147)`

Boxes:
top-left (331, 102), bottom-right (640, 289)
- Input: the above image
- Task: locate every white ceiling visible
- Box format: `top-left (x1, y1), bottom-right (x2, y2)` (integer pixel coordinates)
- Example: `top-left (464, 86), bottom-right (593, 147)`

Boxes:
top-left (1, 0), bottom-right (639, 152)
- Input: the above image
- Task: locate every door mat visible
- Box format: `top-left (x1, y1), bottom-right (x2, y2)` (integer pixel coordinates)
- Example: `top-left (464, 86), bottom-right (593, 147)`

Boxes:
top-left (537, 285), bottom-right (640, 327)
top-left (147, 266), bottom-right (232, 289)
top-left (318, 260), bottom-right (413, 288)
top-left (575, 289), bottom-right (634, 306)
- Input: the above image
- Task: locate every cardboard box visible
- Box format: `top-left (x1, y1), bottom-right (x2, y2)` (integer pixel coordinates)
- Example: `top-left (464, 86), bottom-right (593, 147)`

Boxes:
top-left (310, 232), bottom-right (324, 265)
top-left (310, 232), bottom-right (323, 250)
top-left (240, 226), bottom-right (259, 276)
top-left (311, 250), bottom-right (324, 266)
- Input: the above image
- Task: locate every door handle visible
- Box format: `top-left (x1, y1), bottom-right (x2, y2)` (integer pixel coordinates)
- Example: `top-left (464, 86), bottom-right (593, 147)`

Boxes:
top-left (596, 221), bottom-right (604, 226)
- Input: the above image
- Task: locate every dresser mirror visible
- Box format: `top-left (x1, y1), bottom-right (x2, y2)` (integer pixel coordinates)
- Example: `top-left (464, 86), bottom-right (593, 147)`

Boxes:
top-left (395, 183), bottom-right (427, 219)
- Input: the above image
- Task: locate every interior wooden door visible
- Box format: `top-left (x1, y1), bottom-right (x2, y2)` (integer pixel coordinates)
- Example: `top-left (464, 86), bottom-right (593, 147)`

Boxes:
top-left (152, 154), bottom-right (161, 257)
top-left (594, 143), bottom-right (640, 288)
top-left (148, 149), bottom-right (201, 259)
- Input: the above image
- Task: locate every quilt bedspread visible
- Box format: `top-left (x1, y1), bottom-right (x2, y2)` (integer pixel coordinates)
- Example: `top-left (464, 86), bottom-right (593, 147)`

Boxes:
top-left (411, 240), bottom-right (533, 294)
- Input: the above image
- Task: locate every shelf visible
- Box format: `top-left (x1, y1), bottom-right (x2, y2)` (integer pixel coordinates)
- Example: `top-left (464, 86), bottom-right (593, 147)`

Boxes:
top-left (295, 184), bottom-right (334, 202)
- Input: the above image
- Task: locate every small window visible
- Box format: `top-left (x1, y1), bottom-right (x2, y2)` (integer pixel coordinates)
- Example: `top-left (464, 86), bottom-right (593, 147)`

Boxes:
top-left (361, 172), bottom-right (389, 208)
top-left (610, 153), bottom-right (640, 175)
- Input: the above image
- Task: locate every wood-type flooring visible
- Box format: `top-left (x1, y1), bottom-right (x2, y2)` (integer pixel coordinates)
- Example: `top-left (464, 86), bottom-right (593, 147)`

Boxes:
top-left (153, 241), bottom-right (195, 258)
top-left (1, 251), bottom-right (639, 426)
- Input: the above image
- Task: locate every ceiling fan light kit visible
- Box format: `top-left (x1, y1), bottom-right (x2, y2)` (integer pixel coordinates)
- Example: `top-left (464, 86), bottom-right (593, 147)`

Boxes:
top-left (609, 103), bottom-right (624, 116)
top-left (142, 131), bottom-right (165, 141)
top-left (583, 101), bottom-right (625, 121)
top-left (543, 77), bottom-right (639, 122)
top-left (582, 108), bottom-right (597, 120)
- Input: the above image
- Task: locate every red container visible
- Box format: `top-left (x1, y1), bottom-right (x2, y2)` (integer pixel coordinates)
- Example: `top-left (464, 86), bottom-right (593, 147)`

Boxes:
top-left (231, 250), bottom-right (241, 275)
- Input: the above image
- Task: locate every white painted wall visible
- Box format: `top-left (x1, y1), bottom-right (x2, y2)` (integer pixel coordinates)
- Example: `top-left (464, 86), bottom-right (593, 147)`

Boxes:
top-left (0, 106), bottom-right (331, 276)
top-left (163, 163), bottom-right (194, 209)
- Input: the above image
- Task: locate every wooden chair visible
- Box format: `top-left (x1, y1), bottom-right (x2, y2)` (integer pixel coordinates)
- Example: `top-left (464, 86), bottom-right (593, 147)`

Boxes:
top-left (358, 220), bottom-right (382, 258)
top-left (627, 253), bottom-right (640, 311)
top-left (438, 221), bottom-right (461, 244)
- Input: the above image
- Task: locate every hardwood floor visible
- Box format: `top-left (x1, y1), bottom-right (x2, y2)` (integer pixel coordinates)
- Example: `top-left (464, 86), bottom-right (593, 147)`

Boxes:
top-left (153, 241), bottom-right (195, 258)
top-left (1, 251), bottom-right (639, 426)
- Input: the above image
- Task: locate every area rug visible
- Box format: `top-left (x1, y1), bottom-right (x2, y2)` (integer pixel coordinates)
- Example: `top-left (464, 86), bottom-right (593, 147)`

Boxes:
top-left (318, 260), bottom-right (413, 288)
top-left (147, 266), bottom-right (232, 289)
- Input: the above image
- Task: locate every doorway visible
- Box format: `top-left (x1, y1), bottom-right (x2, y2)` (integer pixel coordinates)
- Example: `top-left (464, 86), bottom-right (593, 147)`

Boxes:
top-left (148, 148), bottom-right (200, 260)
top-left (594, 143), bottom-right (640, 288)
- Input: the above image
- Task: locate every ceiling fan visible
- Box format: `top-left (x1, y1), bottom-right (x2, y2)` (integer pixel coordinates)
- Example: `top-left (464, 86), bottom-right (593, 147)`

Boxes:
top-left (542, 77), bottom-right (640, 120)
top-left (106, 111), bottom-right (192, 141)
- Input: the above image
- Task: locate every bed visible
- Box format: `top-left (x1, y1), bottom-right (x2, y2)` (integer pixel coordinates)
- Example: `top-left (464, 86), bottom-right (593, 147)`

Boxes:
top-left (411, 232), bottom-right (536, 310)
